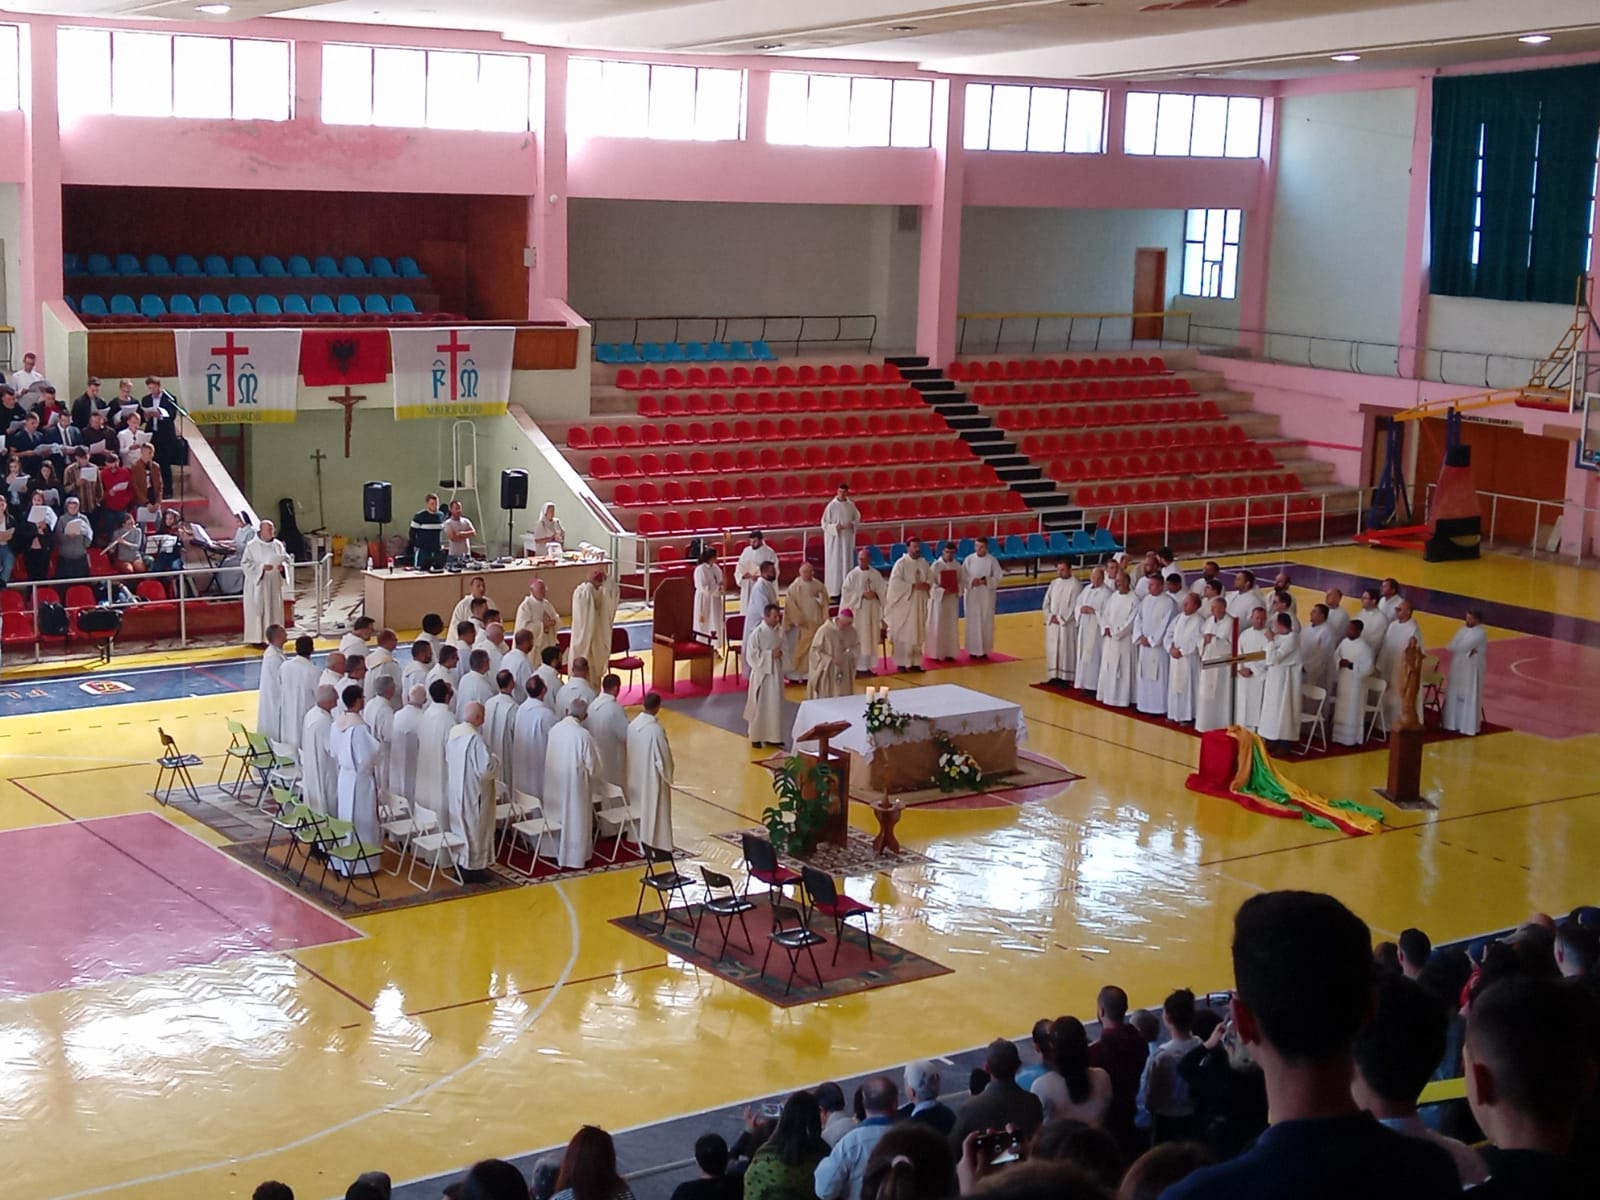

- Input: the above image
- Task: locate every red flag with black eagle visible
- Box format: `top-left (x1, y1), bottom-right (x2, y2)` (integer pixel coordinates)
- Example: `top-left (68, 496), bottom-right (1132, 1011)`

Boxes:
top-left (300, 329), bottom-right (390, 386)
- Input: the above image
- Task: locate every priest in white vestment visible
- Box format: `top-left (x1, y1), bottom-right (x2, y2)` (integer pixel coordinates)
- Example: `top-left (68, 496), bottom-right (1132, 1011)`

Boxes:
top-left (514, 579), bottom-right (561, 661)
top-left (1358, 590), bottom-right (1389, 656)
top-left (744, 605), bottom-right (786, 746)
top-left (363, 630), bottom-right (403, 706)
top-left (446, 703), bottom-right (498, 879)
top-left (1300, 604), bottom-right (1339, 697)
top-left (514, 676), bottom-right (558, 802)
top-left (338, 618), bottom-right (374, 660)
top-left (1332, 622), bottom-right (1376, 745)
top-left (586, 674), bottom-right (630, 791)
top-left (840, 549), bottom-right (887, 674)
top-left (1323, 589), bottom-right (1351, 644)
top-left (1270, 591), bottom-right (1301, 634)
top-left (735, 531), bottom-right (779, 615)
top-left (1226, 571), bottom-right (1266, 625)
top-left (299, 686), bottom-right (339, 815)
top-left (627, 693), bottom-right (675, 850)
top-left (556, 657), bottom-right (598, 717)
top-left (1442, 609), bottom-right (1487, 735)
top-left (1133, 582), bottom-right (1179, 715)
top-left (1377, 599), bottom-right (1422, 725)
top-left (389, 685), bottom-right (426, 803)
top-left (1377, 577), bottom-right (1403, 623)
top-left (365, 677), bottom-right (397, 797)
top-left (480, 624), bottom-right (507, 677)
top-left (1195, 599), bottom-right (1236, 734)
top-left (277, 636), bottom-right (321, 748)
top-left (534, 647), bottom-right (564, 711)
top-left (257, 624), bottom-right (287, 739)
top-left (807, 610), bottom-right (859, 699)
top-left (483, 671), bottom-right (520, 796)
top-left (1096, 575), bottom-right (1139, 708)
top-left (782, 561), bottom-right (830, 682)
top-left (329, 691), bottom-right (382, 876)
top-left (1257, 614), bottom-right (1303, 747)
top-left (403, 640), bottom-right (433, 699)
top-left (569, 568), bottom-right (618, 691)
top-left (427, 646), bottom-right (460, 701)
top-left (317, 652), bottom-right (349, 712)
top-left (885, 540), bottom-right (933, 671)
top-left (1233, 607), bottom-right (1271, 729)
top-left (1075, 567), bottom-right (1110, 693)
top-left (963, 537), bottom-right (1005, 658)
top-left (927, 543), bottom-right (968, 661)
top-left (545, 699), bottom-right (599, 869)
top-left (501, 628), bottom-right (536, 697)
top-left (742, 562), bottom-right (781, 677)
top-left (1164, 593), bottom-right (1206, 724)
top-left (1042, 563), bottom-right (1080, 686)
top-left (415, 680), bottom-right (459, 831)
top-left (820, 484), bottom-right (862, 598)
top-left (449, 576), bottom-right (495, 632)
top-left (456, 649), bottom-right (497, 716)
top-left (241, 520), bottom-right (292, 646)
top-left (1189, 562), bottom-right (1224, 596)
top-left (692, 548), bottom-right (726, 652)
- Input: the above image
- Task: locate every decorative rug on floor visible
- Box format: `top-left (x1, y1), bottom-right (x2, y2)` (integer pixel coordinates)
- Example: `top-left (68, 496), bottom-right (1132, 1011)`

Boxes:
top-left (1029, 681), bottom-right (1508, 761)
top-left (610, 902), bottom-right (951, 1007)
top-left (712, 825), bottom-right (931, 874)
top-left (753, 748), bottom-right (1082, 812)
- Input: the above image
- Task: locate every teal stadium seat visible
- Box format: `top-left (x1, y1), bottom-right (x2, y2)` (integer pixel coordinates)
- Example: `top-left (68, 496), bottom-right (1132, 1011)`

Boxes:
top-left (139, 295), bottom-right (166, 318)
top-left (80, 295), bottom-right (109, 316)
top-left (342, 256), bottom-right (369, 277)
top-left (314, 255), bottom-right (341, 277)
top-left (175, 254), bottom-right (203, 277)
top-left (115, 254), bottom-right (144, 276)
top-left (363, 294), bottom-right (389, 314)
top-left (255, 295), bottom-right (283, 316)
top-left (145, 254), bottom-right (173, 276)
top-left (260, 255), bottom-right (287, 277)
top-left (370, 256), bottom-right (396, 278)
top-left (309, 294), bottom-right (336, 314)
top-left (203, 255), bottom-right (231, 277)
top-left (336, 294), bottom-right (362, 315)
top-left (197, 294), bottom-right (225, 315)
top-left (226, 294), bottom-right (253, 315)
top-left (287, 255), bottom-right (314, 277)
top-left (283, 295), bottom-right (310, 315)
top-left (109, 294), bottom-right (138, 316)
top-left (87, 254), bottom-right (113, 276)
top-left (168, 294), bottom-right (198, 316)
top-left (232, 255), bottom-right (261, 277)
top-left (396, 256), bottom-right (423, 278)
top-left (391, 294), bottom-right (418, 314)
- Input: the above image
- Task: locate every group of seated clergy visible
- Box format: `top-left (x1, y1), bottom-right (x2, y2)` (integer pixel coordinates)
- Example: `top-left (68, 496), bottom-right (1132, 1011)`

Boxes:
top-left (1042, 553), bottom-right (1487, 751)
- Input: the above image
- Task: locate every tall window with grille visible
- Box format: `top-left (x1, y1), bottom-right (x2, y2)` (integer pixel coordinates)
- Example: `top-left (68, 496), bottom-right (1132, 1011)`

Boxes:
top-left (1182, 209), bottom-right (1241, 300)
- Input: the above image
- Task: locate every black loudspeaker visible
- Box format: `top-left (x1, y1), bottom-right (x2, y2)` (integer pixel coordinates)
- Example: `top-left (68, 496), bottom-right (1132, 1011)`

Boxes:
top-left (500, 469), bottom-right (529, 511)
top-left (363, 480), bottom-right (393, 524)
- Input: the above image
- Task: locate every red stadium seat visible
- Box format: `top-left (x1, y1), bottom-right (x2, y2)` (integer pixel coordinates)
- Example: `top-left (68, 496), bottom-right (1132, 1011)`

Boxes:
top-left (590, 455), bottom-right (613, 478)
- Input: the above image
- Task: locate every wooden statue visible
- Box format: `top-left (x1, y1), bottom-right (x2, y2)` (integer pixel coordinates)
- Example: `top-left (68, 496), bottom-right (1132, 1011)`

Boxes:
top-left (1381, 639), bottom-right (1429, 808)
top-left (1397, 639), bottom-right (1423, 731)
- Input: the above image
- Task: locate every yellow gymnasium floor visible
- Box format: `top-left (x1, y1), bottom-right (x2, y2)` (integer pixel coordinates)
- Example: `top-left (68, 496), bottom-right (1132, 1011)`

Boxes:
top-left (2, 546), bottom-right (1598, 1200)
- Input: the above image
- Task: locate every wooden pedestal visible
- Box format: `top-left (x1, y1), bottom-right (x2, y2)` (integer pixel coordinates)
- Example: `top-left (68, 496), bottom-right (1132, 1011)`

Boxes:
top-left (1376, 726), bottom-right (1431, 810)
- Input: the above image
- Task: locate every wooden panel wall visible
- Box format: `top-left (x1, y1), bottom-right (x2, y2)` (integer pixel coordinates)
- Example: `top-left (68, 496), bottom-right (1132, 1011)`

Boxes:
top-left (466, 196), bottom-right (531, 321)
top-left (1413, 417), bottom-right (1571, 543)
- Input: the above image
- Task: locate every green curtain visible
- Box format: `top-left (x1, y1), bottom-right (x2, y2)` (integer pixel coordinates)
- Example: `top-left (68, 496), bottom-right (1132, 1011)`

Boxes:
top-left (1430, 64), bottom-right (1600, 304)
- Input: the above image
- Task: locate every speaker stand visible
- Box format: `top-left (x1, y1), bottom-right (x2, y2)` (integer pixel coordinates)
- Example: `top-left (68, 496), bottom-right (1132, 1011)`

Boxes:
top-left (505, 510), bottom-right (516, 561)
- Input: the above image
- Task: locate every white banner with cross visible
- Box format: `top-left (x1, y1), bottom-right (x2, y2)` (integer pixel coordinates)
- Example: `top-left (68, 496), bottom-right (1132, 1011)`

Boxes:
top-left (175, 328), bottom-right (303, 425)
top-left (390, 326), bottom-right (516, 420)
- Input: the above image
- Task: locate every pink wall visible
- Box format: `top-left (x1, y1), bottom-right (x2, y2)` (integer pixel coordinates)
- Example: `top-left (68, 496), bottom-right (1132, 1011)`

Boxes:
top-left (0, 110), bottom-right (26, 183)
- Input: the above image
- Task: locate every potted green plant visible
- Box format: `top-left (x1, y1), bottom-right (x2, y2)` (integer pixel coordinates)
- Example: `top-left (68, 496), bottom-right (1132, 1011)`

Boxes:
top-left (761, 753), bottom-right (836, 857)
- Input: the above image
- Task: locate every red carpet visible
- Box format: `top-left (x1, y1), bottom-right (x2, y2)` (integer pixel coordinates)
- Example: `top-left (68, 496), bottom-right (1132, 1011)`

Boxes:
top-left (1028, 680), bottom-right (1507, 761)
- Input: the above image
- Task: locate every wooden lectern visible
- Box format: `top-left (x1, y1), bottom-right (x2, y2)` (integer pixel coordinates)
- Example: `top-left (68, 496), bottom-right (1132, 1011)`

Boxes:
top-left (797, 720), bottom-right (852, 848)
top-left (1378, 641), bottom-right (1431, 809)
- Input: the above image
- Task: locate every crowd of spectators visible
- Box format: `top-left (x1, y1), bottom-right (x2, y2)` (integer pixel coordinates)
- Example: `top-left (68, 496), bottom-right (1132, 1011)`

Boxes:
top-left (255, 891), bottom-right (1599, 1200)
top-left (0, 360), bottom-right (185, 588)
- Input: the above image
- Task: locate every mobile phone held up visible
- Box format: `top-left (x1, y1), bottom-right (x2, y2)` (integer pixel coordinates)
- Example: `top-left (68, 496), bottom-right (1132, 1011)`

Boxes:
top-left (973, 1130), bottom-right (1022, 1166)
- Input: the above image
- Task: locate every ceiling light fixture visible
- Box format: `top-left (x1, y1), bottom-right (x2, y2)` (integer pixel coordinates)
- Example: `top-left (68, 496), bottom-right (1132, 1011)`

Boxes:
top-left (1330, 53), bottom-right (1362, 63)
top-left (755, 42), bottom-right (784, 50)
top-left (1518, 33), bottom-right (1552, 45)
top-left (197, 3), bottom-right (231, 12)
top-left (888, 25), bottom-right (916, 32)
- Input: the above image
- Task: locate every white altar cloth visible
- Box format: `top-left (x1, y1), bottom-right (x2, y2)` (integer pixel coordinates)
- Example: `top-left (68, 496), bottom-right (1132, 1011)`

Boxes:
top-left (791, 684), bottom-right (1028, 760)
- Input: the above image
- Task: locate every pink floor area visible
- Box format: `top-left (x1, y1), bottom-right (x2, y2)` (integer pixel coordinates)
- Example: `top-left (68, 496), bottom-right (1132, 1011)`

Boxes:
top-left (0, 813), bottom-right (360, 1000)
top-left (1434, 635), bottom-right (1600, 740)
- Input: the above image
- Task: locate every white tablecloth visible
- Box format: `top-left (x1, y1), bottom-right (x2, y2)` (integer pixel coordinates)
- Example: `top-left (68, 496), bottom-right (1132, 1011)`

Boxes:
top-left (791, 684), bottom-right (1027, 760)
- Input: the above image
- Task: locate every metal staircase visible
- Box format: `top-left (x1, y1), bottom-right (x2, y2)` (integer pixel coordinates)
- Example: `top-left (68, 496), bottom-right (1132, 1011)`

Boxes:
top-left (885, 355), bottom-right (1089, 533)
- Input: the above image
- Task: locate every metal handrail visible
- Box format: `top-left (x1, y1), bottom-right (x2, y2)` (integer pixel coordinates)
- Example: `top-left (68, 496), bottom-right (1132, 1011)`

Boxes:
top-left (1422, 484), bottom-right (1600, 566)
top-left (592, 314), bottom-right (879, 355)
top-left (956, 310), bottom-right (1195, 355)
top-left (1083, 487), bottom-right (1368, 558)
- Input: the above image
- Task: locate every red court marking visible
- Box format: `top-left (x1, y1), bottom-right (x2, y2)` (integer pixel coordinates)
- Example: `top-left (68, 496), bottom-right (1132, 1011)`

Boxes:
top-left (0, 813), bottom-right (359, 1000)
top-left (1433, 635), bottom-right (1600, 741)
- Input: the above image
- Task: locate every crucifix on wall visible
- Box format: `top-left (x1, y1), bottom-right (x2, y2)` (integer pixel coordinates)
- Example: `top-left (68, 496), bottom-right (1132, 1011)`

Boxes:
top-left (328, 386), bottom-right (366, 457)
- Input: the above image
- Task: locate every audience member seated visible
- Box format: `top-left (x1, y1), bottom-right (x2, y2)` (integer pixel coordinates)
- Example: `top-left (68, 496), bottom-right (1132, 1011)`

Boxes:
top-left (550, 1126), bottom-right (634, 1200)
top-left (817, 1081), bottom-right (856, 1148)
top-left (1162, 891), bottom-right (1462, 1199)
top-left (1033, 1017), bottom-right (1113, 1127)
top-left (816, 1077), bottom-right (899, 1200)
top-left (899, 1060), bottom-right (956, 1135)
top-left (1135, 989), bottom-right (1202, 1144)
top-left (860, 1122), bottom-right (957, 1200)
top-left (52, 496), bottom-right (93, 579)
top-left (948, 1039), bottom-right (1045, 1153)
top-left (1016, 1019), bottom-right (1053, 1090)
top-left (109, 510), bottom-right (147, 575)
top-left (670, 1135), bottom-right (740, 1200)
top-left (747, 1090), bottom-right (830, 1200)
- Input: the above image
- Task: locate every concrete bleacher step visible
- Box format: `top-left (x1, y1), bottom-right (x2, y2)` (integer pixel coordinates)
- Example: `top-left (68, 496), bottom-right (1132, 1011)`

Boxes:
top-left (885, 355), bottom-right (930, 368)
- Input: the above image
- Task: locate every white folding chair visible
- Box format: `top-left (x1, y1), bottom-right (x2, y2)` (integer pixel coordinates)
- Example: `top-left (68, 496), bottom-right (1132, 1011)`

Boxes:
top-left (406, 827), bottom-right (466, 891)
top-left (1363, 677), bottom-right (1389, 742)
top-left (267, 738), bottom-right (302, 796)
top-left (593, 782), bottom-right (640, 864)
top-left (508, 791), bottom-right (563, 876)
top-left (494, 788), bottom-right (538, 857)
top-left (380, 793), bottom-right (440, 876)
top-left (1299, 683), bottom-right (1328, 754)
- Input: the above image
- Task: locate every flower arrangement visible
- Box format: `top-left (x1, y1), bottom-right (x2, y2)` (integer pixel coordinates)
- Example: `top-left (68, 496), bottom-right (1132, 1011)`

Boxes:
top-left (863, 688), bottom-right (915, 735)
top-left (933, 735), bottom-right (981, 792)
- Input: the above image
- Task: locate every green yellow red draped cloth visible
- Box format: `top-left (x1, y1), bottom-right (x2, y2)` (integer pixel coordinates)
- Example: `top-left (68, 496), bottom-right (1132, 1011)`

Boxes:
top-left (1185, 726), bottom-right (1385, 837)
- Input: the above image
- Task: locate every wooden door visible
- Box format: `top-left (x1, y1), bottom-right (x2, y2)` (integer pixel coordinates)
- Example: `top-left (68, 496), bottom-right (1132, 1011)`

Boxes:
top-left (1131, 248), bottom-right (1166, 341)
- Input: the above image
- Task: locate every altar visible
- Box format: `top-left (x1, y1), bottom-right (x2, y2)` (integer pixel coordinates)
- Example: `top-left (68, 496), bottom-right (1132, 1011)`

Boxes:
top-left (791, 685), bottom-right (1027, 792)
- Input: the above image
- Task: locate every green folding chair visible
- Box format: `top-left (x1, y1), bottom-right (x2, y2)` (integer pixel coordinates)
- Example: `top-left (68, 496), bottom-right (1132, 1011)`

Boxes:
top-left (219, 719), bottom-right (256, 792)
top-left (313, 816), bottom-right (385, 906)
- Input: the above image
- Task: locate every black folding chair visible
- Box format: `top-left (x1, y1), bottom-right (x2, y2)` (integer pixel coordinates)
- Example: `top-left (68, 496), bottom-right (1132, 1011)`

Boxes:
top-left (760, 905), bottom-right (827, 996)
top-left (801, 865), bottom-right (874, 964)
top-left (739, 831), bottom-right (803, 907)
top-left (695, 867), bottom-right (755, 958)
top-left (634, 844), bottom-right (695, 931)
top-left (155, 727), bottom-right (203, 804)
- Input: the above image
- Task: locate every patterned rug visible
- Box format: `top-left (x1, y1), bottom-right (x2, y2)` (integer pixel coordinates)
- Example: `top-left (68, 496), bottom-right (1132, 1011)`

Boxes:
top-left (1028, 681), bottom-right (1508, 761)
top-left (711, 825), bottom-right (931, 874)
top-left (753, 749), bottom-right (1083, 812)
top-left (610, 902), bottom-right (951, 1008)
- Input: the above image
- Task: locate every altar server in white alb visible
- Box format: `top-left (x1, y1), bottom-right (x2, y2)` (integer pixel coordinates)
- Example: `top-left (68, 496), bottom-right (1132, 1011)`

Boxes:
top-left (1233, 606), bottom-right (1272, 729)
top-left (1075, 566), bottom-right (1110, 693)
top-left (820, 483), bottom-right (861, 599)
top-left (241, 519), bottom-right (292, 646)
top-left (299, 685), bottom-right (340, 815)
top-left (1358, 588), bottom-right (1389, 656)
top-left (1096, 573), bottom-right (1139, 708)
top-left (962, 537), bottom-right (1004, 659)
top-left (1442, 608), bottom-right (1488, 735)
top-left (1163, 593), bottom-right (1206, 724)
top-left (1377, 598), bottom-right (1423, 725)
top-left (742, 560), bottom-right (781, 678)
top-left (927, 542), bottom-right (968, 662)
top-left (1300, 603), bottom-right (1339, 698)
top-left (329, 687), bottom-right (382, 877)
top-left (1042, 563), bottom-right (1080, 686)
top-left (734, 530), bottom-right (778, 615)
top-left (1256, 612), bottom-right (1303, 748)
top-left (1331, 620), bottom-right (1376, 746)
top-left (586, 673), bottom-right (630, 792)
top-left (389, 685), bottom-right (426, 804)
top-left (257, 624), bottom-right (287, 744)
top-left (456, 649), bottom-right (497, 716)
top-left (692, 547), bottom-right (726, 653)
top-left (513, 676), bottom-right (558, 802)
top-left (415, 679), bottom-right (459, 831)
top-left (365, 676), bottom-right (397, 796)
top-left (364, 629), bottom-right (403, 706)
top-left (1322, 588), bottom-right (1351, 644)
top-left (483, 670), bottom-right (521, 795)
top-left (545, 697), bottom-right (599, 869)
top-left (1194, 597), bottom-right (1236, 734)
top-left (277, 636), bottom-right (321, 748)
top-left (627, 692), bottom-right (675, 850)
top-left (744, 604), bottom-right (786, 747)
top-left (1133, 575), bottom-right (1179, 716)
top-left (446, 702), bottom-right (498, 881)
top-left (840, 548), bottom-right (887, 675)
top-left (884, 539), bottom-right (933, 671)
top-left (500, 629), bottom-right (537, 698)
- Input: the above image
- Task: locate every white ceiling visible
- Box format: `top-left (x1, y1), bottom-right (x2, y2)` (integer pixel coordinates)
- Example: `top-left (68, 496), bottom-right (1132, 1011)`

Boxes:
top-left (6, 0), bottom-right (1600, 80)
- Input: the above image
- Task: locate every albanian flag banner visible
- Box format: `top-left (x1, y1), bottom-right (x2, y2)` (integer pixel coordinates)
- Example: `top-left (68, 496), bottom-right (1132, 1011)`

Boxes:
top-left (300, 329), bottom-right (391, 388)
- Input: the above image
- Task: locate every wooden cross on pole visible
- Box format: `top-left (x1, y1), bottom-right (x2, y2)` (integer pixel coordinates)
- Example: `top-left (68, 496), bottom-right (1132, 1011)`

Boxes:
top-left (328, 386), bottom-right (366, 457)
